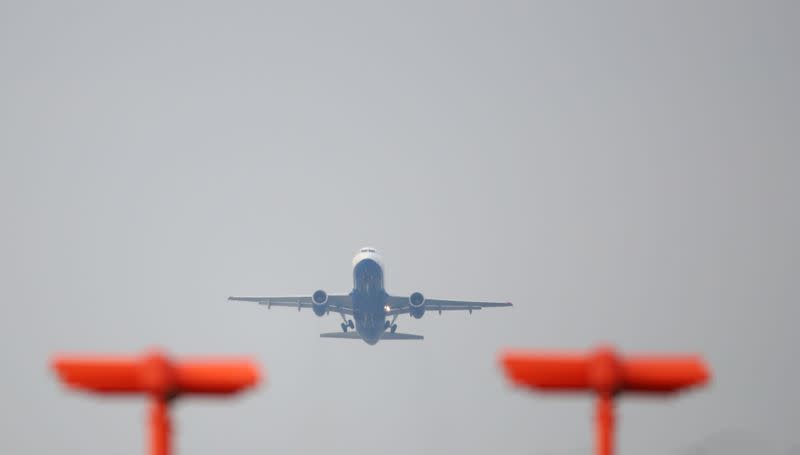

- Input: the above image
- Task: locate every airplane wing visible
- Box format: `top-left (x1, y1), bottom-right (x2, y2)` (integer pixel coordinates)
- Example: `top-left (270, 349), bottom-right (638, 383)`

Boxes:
top-left (384, 296), bottom-right (512, 315)
top-left (228, 295), bottom-right (354, 315)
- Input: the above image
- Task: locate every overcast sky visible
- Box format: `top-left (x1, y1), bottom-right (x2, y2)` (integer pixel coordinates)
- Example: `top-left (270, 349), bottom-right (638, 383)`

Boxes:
top-left (1, 1), bottom-right (798, 454)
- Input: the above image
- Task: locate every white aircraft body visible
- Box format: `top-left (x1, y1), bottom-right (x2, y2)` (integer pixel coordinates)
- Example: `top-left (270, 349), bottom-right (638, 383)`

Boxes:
top-left (229, 247), bottom-right (512, 344)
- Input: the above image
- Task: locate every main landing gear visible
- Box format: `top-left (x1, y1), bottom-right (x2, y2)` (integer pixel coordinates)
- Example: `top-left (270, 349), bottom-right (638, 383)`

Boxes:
top-left (340, 314), bottom-right (354, 332)
top-left (384, 315), bottom-right (398, 333)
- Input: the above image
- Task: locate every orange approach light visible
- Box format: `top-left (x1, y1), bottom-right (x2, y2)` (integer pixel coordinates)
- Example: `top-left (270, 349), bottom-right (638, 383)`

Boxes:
top-left (500, 345), bottom-right (710, 455)
top-left (51, 349), bottom-right (261, 455)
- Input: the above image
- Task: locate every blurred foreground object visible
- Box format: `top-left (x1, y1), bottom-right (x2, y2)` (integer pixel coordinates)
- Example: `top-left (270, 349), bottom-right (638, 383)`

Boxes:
top-left (51, 349), bottom-right (261, 455)
top-left (500, 345), bottom-right (710, 455)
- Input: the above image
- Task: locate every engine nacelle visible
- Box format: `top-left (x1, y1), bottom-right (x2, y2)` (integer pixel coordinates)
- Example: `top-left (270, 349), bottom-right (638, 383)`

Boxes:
top-left (312, 290), bottom-right (328, 317)
top-left (409, 292), bottom-right (425, 308)
top-left (408, 292), bottom-right (425, 318)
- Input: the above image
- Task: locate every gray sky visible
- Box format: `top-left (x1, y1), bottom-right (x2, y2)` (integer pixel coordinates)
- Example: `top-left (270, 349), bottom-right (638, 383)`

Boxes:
top-left (1, 1), bottom-right (798, 454)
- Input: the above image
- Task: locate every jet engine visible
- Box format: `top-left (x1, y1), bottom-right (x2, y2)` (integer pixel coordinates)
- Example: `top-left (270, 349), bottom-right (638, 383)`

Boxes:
top-left (312, 289), bottom-right (328, 316)
top-left (409, 292), bottom-right (425, 319)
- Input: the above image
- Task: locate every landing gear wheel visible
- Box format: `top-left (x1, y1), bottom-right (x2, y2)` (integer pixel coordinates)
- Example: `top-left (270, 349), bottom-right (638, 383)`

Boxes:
top-left (384, 321), bottom-right (391, 329)
top-left (341, 323), bottom-right (348, 333)
top-left (348, 320), bottom-right (355, 329)
top-left (390, 324), bottom-right (397, 333)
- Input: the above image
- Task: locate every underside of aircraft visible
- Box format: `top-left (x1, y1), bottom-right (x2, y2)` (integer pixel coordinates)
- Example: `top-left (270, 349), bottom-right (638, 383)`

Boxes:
top-left (229, 247), bottom-right (512, 345)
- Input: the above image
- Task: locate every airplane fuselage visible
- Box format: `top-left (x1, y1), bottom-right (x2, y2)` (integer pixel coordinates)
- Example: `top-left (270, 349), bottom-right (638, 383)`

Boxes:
top-left (351, 251), bottom-right (388, 345)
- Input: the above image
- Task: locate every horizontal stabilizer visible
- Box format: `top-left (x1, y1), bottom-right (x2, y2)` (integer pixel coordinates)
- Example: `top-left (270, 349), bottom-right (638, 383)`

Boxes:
top-left (381, 332), bottom-right (423, 340)
top-left (320, 332), bottom-right (362, 339)
top-left (319, 332), bottom-right (424, 340)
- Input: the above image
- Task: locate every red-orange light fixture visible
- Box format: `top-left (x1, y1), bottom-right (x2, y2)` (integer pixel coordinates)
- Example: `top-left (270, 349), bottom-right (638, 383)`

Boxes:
top-left (51, 349), bottom-right (261, 455)
top-left (500, 345), bottom-right (710, 455)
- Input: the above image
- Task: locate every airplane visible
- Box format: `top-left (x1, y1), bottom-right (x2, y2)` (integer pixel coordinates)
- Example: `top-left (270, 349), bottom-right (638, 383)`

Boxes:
top-left (229, 247), bottom-right (512, 345)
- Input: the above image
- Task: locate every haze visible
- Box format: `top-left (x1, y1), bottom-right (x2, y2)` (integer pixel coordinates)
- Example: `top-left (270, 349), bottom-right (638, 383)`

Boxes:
top-left (1, 1), bottom-right (798, 454)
